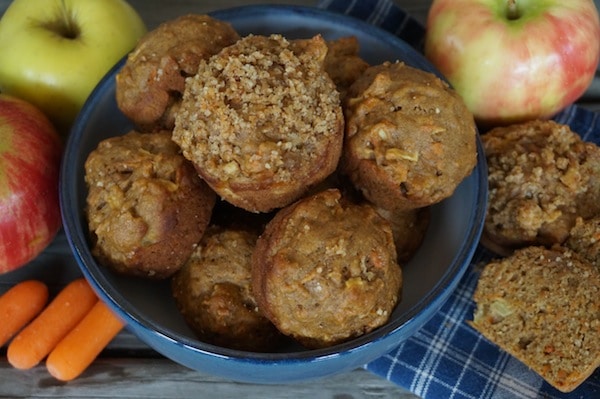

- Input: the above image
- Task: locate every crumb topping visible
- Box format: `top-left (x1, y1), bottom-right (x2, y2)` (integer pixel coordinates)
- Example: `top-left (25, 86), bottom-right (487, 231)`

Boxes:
top-left (483, 120), bottom-right (600, 245)
top-left (173, 34), bottom-right (342, 184)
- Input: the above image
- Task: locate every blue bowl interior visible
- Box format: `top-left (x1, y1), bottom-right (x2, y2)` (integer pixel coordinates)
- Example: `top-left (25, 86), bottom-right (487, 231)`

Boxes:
top-left (60, 5), bottom-right (487, 383)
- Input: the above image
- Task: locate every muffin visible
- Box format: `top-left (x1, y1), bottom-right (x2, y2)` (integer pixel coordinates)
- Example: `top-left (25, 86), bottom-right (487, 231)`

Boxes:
top-left (85, 130), bottom-right (216, 279)
top-left (322, 36), bottom-right (369, 99)
top-left (565, 216), bottom-right (600, 271)
top-left (374, 206), bottom-right (430, 263)
top-left (173, 34), bottom-right (344, 213)
top-left (116, 14), bottom-right (240, 131)
top-left (470, 245), bottom-right (600, 393)
top-left (251, 189), bottom-right (402, 348)
top-left (171, 226), bottom-right (283, 352)
top-left (481, 120), bottom-right (600, 255)
top-left (341, 61), bottom-right (477, 211)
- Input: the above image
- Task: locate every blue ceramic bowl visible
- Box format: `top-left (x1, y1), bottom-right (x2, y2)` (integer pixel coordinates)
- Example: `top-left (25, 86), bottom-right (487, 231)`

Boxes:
top-left (60, 5), bottom-right (487, 384)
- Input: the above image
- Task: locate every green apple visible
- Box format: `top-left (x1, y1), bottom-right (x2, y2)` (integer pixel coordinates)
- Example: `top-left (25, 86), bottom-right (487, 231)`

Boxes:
top-left (0, 0), bottom-right (146, 134)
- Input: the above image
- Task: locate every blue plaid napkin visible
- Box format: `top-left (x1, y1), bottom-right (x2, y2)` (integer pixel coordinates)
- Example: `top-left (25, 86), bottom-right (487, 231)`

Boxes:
top-left (318, 0), bottom-right (600, 398)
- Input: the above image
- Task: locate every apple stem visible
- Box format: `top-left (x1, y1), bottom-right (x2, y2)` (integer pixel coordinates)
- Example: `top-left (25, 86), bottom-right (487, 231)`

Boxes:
top-left (59, 2), bottom-right (80, 39)
top-left (506, 0), bottom-right (520, 20)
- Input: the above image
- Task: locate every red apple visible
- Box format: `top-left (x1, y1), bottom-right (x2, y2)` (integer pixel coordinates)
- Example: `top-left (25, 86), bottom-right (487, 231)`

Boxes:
top-left (0, 94), bottom-right (62, 274)
top-left (424, 0), bottom-right (600, 127)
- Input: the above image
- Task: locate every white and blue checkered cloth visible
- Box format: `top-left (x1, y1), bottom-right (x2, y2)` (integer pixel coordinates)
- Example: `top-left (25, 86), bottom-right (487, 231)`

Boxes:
top-left (319, 0), bottom-right (600, 398)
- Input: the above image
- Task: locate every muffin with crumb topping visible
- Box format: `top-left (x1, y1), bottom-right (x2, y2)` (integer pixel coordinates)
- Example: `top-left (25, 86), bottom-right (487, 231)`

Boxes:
top-left (173, 34), bottom-right (344, 213)
top-left (565, 216), bottom-right (600, 271)
top-left (481, 120), bottom-right (600, 255)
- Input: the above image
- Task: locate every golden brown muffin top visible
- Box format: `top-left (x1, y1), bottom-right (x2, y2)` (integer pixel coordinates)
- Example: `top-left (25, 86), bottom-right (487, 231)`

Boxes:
top-left (482, 120), bottom-right (600, 253)
top-left (85, 130), bottom-right (196, 242)
top-left (565, 216), bottom-right (600, 271)
top-left (342, 61), bottom-right (477, 210)
top-left (116, 14), bottom-right (240, 130)
top-left (171, 225), bottom-right (285, 351)
top-left (84, 130), bottom-right (215, 278)
top-left (252, 189), bottom-right (402, 348)
top-left (181, 226), bottom-right (258, 301)
top-left (173, 34), bottom-right (342, 186)
top-left (322, 36), bottom-right (369, 98)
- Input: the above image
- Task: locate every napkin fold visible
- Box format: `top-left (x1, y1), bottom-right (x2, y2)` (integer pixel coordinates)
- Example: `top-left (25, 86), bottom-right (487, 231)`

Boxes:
top-left (318, 1), bottom-right (600, 398)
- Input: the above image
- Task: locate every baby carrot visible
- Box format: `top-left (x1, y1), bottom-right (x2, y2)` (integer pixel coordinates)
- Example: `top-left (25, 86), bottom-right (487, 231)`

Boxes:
top-left (0, 280), bottom-right (48, 347)
top-left (7, 278), bottom-right (98, 370)
top-left (46, 300), bottom-right (125, 381)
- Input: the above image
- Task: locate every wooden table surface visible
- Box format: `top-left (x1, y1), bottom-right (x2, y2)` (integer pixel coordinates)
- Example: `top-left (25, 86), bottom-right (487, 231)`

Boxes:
top-left (1, 1), bottom-right (599, 398)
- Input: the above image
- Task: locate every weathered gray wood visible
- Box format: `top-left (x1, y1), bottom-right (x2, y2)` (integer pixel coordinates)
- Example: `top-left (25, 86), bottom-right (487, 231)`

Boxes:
top-left (1, 0), bottom-right (599, 397)
top-left (0, 359), bottom-right (416, 398)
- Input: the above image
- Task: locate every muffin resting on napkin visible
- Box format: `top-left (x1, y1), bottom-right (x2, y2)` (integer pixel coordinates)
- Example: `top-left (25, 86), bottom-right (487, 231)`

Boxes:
top-left (469, 245), bottom-right (600, 393)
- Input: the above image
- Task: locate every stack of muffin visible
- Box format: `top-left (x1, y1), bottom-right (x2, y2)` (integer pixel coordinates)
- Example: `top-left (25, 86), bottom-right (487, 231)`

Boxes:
top-left (83, 15), bottom-right (477, 352)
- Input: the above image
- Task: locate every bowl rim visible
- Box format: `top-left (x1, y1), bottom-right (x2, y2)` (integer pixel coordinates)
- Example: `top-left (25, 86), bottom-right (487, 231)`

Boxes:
top-left (60, 3), bottom-right (488, 365)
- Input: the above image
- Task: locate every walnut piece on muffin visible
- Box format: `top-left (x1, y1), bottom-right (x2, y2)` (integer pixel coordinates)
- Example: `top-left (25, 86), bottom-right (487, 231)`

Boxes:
top-left (85, 130), bottom-right (216, 279)
top-left (341, 61), bottom-right (478, 211)
top-left (251, 188), bottom-right (402, 348)
top-left (481, 120), bottom-right (600, 255)
top-left (116, 14), bottom-right (240, 131)
top-left (173, 34), bottom-right (344, 213)
top-left (171, 225), bottom-right (284, 352)
top-left (470, 245), bottom-right (600, 393)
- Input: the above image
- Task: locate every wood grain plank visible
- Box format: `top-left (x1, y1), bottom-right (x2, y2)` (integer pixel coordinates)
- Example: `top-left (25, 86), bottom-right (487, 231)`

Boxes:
top-left (0, 1), bottom-right (598, 398)
top-left (0, 359), bottom-right (417, 399)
